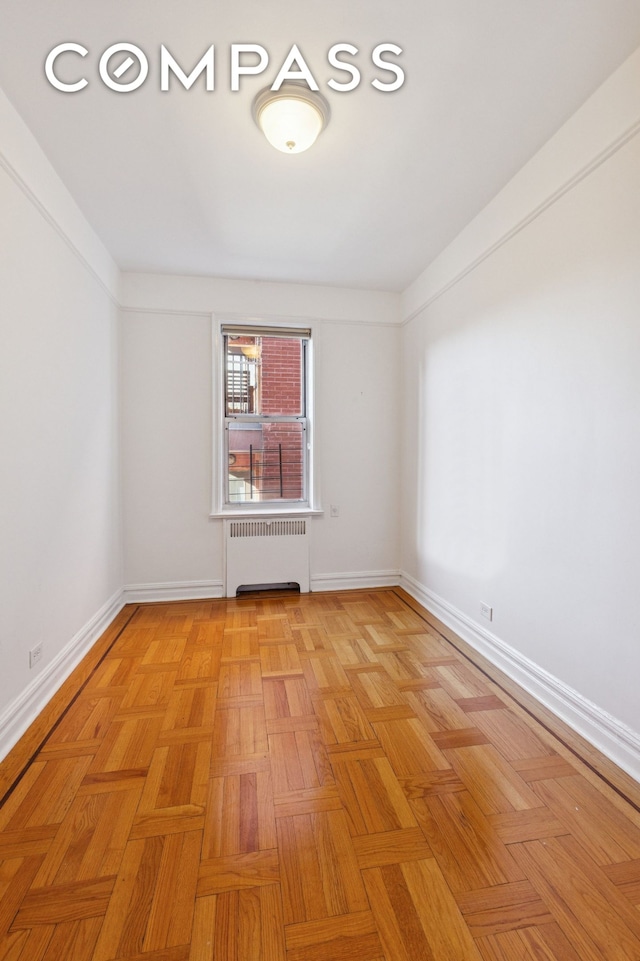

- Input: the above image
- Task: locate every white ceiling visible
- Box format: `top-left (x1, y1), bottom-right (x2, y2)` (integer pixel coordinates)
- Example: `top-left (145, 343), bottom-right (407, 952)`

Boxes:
top-left (2, 1), bottom-right (640, 291)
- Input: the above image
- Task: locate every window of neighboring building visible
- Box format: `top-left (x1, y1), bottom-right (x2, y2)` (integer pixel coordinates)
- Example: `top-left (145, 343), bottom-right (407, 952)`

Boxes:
top-left (220, 324), bottom-right (311, 508)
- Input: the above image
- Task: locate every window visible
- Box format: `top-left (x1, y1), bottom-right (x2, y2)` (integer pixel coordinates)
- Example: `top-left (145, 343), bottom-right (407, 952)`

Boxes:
top-left (220, 324), bottom-right (311, 508)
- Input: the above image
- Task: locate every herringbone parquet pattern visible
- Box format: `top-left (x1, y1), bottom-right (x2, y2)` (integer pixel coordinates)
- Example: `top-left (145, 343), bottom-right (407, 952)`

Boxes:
top-left (1, 588), bottom-right (640, 960)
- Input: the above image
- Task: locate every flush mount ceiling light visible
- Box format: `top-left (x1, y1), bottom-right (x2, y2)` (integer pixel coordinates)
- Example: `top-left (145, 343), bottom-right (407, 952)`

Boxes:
top-left (252, 82), bottom-right (330, 154)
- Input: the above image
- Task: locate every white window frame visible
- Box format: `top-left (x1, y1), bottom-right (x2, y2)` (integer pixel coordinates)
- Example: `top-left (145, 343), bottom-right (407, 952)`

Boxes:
top-left (211, 317), bottom-right (319, 517)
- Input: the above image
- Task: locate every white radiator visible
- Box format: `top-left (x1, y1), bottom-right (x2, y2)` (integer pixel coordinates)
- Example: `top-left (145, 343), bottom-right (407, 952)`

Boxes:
top-left (225, 518), bottom-right (310, 596)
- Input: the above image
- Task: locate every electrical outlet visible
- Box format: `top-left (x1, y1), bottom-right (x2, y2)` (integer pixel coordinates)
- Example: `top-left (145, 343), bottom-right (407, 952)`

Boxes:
top-left (480, 603), bottom-right (493, 621)
top-left (29, 644), bottom-right (43, 668)
top-left (330, 505), bottom-right (340, 517)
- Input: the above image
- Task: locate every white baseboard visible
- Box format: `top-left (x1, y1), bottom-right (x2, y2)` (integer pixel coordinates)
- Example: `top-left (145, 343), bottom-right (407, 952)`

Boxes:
top-left (10, 572), bottom-right (635, 785)
top-left (0, 588), bottom-right (125, 762)
top-left (399, 572), bottom-right (640, 784)
top-left (123, 580), bottom-right (225, 603)
top-left (123, 574), bottom-right (398, 602)
top-left (311, 570), bottom-right (400, 592)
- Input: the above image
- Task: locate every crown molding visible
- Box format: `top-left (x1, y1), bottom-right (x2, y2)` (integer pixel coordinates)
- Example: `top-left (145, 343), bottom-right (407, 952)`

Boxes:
top-left (0, 148), bottom-right (120, 307)
top-left (402, 115), bottom-right (640, 327)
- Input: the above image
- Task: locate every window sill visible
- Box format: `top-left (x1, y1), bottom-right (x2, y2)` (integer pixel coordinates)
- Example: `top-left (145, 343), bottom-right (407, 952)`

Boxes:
top-left (210, 507), bottom-right (324, 520)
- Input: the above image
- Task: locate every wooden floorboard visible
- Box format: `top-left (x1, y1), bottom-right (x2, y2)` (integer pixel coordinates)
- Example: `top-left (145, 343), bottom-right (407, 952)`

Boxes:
top-left (1, 587), bottom-right (640, 960)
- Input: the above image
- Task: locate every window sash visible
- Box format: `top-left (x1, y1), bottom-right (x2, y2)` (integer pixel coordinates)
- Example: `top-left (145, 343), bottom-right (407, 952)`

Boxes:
top-left (225, 417), bottom-right (309, 505)
top-left (223, 332), bottom-right (308, 419)
top-left (221, 326), bottom-right (311, 508)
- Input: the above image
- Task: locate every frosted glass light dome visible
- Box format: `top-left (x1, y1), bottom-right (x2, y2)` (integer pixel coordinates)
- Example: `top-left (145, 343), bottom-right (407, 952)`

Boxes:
top-left (253, 83), bottom-right (330, 154)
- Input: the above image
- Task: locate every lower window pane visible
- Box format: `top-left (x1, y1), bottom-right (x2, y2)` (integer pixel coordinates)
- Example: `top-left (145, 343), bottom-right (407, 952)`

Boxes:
top-left (227, 422), bottom-right (305, 503)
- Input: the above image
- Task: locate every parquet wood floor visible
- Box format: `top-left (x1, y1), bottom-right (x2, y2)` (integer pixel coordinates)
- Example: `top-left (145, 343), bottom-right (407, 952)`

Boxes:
top-left (2, 588), bottom-right (640, 960)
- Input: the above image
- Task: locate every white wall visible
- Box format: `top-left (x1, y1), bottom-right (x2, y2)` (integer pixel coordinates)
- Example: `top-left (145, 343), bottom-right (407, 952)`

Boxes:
top-left (0, 88), bottom-right (122, 755)
top-left (120, 274), bottom-right (401, 595)
top-left (400, 48), bottom-right (640, 772)
top-left (4, 35), bottom-right (639, 784)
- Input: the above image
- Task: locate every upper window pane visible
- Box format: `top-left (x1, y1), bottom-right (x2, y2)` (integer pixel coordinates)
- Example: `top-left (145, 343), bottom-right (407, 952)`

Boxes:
top-left (225, 335), bottom-right (304, 417)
